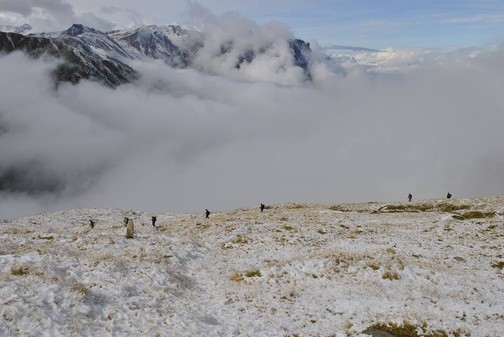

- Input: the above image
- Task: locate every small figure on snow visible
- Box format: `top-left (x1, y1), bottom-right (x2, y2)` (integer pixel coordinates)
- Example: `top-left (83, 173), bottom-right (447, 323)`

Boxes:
top-left (152, 216), bottom-right (157, 227)
top-left (260, 203), bottom-right (265, 212)
top-left (407, 193), bottom-right (412, 202)
top-left (447, 192), bottom-right (452, 199)
top-left (89, 219), bottom-right (95, 229)
top-left (205, 209), bottom-right (210, 219)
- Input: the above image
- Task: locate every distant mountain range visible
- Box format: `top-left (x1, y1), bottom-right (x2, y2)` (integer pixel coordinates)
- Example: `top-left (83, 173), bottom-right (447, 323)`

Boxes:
top-left (323, 44), bottom-right (488, 74)
top-left (0, 23), bottom-right (312, 87)
top-left (0, 23), bottom-right (33, 34)
top-left (0, 23), bottom-right (491, 86)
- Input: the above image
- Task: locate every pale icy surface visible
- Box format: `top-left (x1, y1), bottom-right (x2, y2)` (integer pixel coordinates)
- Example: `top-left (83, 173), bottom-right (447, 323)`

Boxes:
top-left (1, 197), bottom-right (503, 336)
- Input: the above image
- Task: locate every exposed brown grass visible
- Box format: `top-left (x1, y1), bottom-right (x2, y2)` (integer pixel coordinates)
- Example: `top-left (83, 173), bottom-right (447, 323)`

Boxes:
top-left (379, 202), bottom-right (471, 214)
top-left (244, 269), bottom-right (262, 278)
top-left (70, 281), bottom-right (89, 296)
top-left (491, 261), bottom-right (504, 270)
top-left (11, 266), bottom-right (29, 276)
top-left (366, 262), bottom-right (380, 271)
top-left (460, 211), bottom-right (495, 220)
top-left (230, 272), bottom-right (244, 282)
top-left (363, 321), bottom-right (470, 337)
top-left (382, 271), bottom-right (400, 280)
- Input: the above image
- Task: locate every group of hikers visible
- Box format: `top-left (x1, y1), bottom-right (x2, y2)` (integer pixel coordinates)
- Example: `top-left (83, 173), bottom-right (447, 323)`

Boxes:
top-left (93, 203), bottom-right (266, 229)
top-left (407, 192), bottom-right (452, 202)
top-left (154, 193), bottom-right (456, 226)
top-left (92, 194), bottom-right (456, 229)
top-left (203, 203), bottom-right (266, 220)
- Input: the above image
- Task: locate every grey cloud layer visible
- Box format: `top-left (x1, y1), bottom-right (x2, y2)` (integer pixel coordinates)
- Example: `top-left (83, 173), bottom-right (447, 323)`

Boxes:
top-left (0, 0), bottom-right (114, 32)
top-left (0, 0), bottom-right (73, 17)
top-left (1, 43), bottom-right (503, 218)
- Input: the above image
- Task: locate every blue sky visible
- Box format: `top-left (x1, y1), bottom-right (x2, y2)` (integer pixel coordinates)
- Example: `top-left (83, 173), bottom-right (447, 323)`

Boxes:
top-left (249, 0), bottom-right (504, 48)
top-left (1, 0), bottom-right (504, 48)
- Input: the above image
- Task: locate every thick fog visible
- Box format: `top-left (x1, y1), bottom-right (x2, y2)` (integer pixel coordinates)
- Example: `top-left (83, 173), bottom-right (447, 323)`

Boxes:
top-left (1, 21), bottom-right (503, 219)
top-left (0, 0), bottom-right (115, 32)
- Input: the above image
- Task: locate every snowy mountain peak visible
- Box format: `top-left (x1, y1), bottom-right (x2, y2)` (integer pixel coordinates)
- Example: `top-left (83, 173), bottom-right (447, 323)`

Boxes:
top-left (133, 24), bottom-right (188, 36)
top-left (109, 25), bottom-right (201, 68)
top-left (0, 23), bottom-right (32, 34)
top-left (64, 23), bottom-right (105, 37)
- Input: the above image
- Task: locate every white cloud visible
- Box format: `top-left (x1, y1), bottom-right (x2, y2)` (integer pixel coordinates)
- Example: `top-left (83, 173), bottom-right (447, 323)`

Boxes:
top-left (100, 5), bottom-right (144, 27)
top-left (1, 42), bottom-right (504, 219)
top-left (187, 9), bottom-right (307, 85)
top-left (2, 1), bottom-right (504, 218)
top-left (0, 0), bottom-right (115, 32)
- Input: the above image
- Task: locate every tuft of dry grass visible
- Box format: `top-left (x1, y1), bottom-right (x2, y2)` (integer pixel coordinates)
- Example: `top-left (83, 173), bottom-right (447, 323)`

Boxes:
top-left (244, 269), bottom-right (262, 278)
top-left (329, 205), bottom-right (350, 212)
top-left (230, 272), bottom-right (244, 282)
top-left (363, 321), bottom-right (470, 337)
top-left (460, 211), bottom-right (495, 220)
top-left (230, 269), bottom-right (262, 282)
top-left (363, 322), bottom-right (419, 336)
top-left (11, 266), bottom-right (29, 276)
top-left (287, 204), bottom-right (306, 209)
top-left (386, 247), bottom-right (396, 254)
top-left (282, 224), bottom-right (296, 231)
top-left (491, 261), bottom-right (504, 270)
top-left (70, 281), bottom-right (89, 296)
top-left (366, 262), bottom-right (380, 271)
top-left (379, 202), bottom-right (471, 214)
top-left (382, 271), bottom-right (400, 280)
top-left (221, 235), bottom-right (250, 249)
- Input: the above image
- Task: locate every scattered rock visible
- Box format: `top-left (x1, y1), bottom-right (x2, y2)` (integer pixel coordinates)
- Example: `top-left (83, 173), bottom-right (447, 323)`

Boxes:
top-left (126, 218), bottom-right (134, 239)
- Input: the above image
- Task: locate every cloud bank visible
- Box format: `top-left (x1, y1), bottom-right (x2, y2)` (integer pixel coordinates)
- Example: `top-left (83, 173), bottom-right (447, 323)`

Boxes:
top-left (0, 0), bottom-right (115, 32)
top-left (1, 15), bottom-right (504, 219)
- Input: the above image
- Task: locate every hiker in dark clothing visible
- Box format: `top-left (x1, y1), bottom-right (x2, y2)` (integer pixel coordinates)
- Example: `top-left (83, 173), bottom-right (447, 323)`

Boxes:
top-left (152, 216), bottom-right (157, 227)
top-left (205, 209), bottom-right (210, 219)
top-left (89, 219), bottom-right (95, 229)
top-left (408, 193), bottom-right (412, 202)
top-left (260, 203), bottom-right (265, 212)
top-left (447, 192), bottom-right (452, 199)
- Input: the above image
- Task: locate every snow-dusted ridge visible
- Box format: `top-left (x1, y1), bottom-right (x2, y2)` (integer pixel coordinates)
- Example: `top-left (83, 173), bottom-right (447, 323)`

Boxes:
top-left (108, 24), bottom-right (202, 68)
top-left (1, 197), bottom-right (503, 336)
top-left (0, 23), bottom-right (312, 87)
top-left (0, 23), bottom-right (32, 34)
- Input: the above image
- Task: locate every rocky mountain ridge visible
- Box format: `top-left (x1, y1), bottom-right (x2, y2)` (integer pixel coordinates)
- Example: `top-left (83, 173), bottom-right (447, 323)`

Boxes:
top-left (0, 23), bottom-right (312, 87)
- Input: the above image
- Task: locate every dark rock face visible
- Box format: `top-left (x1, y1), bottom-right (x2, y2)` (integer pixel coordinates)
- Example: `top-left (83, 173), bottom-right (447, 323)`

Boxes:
top-left (0, 30), bottom-right (138, 87)
top-left (290, 39), bottom-right (311, 71)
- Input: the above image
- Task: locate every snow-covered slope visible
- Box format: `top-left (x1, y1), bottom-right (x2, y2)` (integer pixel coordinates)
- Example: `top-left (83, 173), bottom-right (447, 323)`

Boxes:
top-left (1, 197), bottom-right (503, 336)
top-left (58, 24), bottom-right (134, 61)
top-left (108, 25), bottom-right (203, 68)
